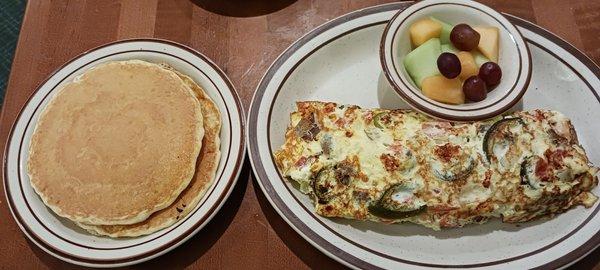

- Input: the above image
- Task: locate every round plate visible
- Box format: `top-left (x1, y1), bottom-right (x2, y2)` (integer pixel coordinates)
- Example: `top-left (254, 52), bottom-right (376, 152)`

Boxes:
top-left (248, 2), bottom-right (600, 269)
top-left (4, 39), bottom-right (246, 267)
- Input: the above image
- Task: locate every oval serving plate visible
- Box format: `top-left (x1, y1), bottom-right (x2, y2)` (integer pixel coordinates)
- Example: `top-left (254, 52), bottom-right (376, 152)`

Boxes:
top-left (4, 39), bottom-right (245, 267)
top-left (248, 2), bottom-right (600, 269)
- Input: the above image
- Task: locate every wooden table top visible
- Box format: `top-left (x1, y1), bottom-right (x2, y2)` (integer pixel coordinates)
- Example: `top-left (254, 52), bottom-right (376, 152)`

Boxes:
top-left (1, 0), bottom-right (599, 269)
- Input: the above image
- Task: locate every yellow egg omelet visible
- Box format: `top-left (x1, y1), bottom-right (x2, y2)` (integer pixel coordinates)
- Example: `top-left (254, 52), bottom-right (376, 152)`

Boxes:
top-left (273, 101), bottom-right (598, 230)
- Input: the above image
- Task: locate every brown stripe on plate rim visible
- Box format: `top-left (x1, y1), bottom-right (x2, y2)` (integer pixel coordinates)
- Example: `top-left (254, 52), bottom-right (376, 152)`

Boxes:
top-left (248, 2), bottom-right (600, 269)
top-left (3, 38), bottom-right (246, 264)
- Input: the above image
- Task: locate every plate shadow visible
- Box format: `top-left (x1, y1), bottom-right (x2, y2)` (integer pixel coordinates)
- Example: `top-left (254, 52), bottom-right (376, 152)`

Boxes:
top-left (253, 175), bottom-right (346, 269)
top-left (134, 160), bottom-right (250, 269)
top-left (377, 71), bottom-right (410, 109)
top-left (329, 214), bottom-right (546, 239)
top-left (190, 0), bottom-right (297, 17)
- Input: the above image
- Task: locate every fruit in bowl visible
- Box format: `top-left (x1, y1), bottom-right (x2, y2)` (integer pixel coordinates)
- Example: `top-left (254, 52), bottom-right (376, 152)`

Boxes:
top-left (403, 17), bottom-right (502, 104)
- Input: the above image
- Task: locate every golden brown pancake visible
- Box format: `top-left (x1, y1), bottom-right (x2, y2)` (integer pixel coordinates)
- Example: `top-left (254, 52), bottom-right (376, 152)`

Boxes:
top-left (27, 60), bottom-right (204, 225)
top-left (78, 66), bottom-right (221, 237)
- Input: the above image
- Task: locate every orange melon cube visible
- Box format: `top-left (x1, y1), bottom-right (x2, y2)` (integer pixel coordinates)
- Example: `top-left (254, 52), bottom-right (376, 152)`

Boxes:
top-left (474, 26), bottom-right (499, 62)
top-left (457, 51), bottom-right (479, 80)
top-left (409, 18), bottom-right (442, 47)
top-left (421, 75), bottom-right (465, 105)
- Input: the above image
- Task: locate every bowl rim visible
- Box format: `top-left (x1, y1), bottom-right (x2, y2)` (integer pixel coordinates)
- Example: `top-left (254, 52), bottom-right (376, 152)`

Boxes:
top-left (380, 0), bottom-right (532, 121)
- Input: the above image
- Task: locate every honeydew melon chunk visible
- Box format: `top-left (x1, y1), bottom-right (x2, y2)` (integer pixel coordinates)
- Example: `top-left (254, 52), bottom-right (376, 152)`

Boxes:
top-left (403, 38), bottom-right (441, 88)
top-left (430, 17), bottom-right (453, 44)
top-left (472, 50), bottom-right (491, 67)
top-left (409, 18), bottom-right (442, 47)
top-left (441, 44), bottom-right (459, 54)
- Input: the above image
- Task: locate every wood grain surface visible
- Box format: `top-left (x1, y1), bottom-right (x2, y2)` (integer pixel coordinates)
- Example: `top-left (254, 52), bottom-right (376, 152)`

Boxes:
top-left (1, 0), bottom-right (599, 269)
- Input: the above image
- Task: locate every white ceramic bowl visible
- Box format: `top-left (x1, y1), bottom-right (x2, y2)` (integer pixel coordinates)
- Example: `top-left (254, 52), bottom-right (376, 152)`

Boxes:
top-left (380, 0), bottom-right (531, 121)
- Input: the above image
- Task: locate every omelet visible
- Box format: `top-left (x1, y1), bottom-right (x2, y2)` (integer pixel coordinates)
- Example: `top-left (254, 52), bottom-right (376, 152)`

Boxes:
top-left (274, 101), bottom-right (598, 230)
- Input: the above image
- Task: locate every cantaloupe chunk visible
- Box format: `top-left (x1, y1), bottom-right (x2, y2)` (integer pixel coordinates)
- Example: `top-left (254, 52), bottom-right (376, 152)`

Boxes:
top-left (422, 75), bottom-right (465, 105)
top-left (409, 18), bottom-right (442, 47)
top-left (474, 26), bottom-right (499, 62)
top-left (429, 17), bottom-right (453, 44)
top-left (456, 51), bottom-right (479, 80)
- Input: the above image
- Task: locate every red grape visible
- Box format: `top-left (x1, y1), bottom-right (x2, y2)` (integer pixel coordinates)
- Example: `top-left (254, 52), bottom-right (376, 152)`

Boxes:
top-left (463, 75), bottom-right (487, 102)
top-left (450, 24), bottom-right (480, 51)
top-left (479, 62), bottom-right (502, 89)
top-left (437, 53), bottom-right (461, 79)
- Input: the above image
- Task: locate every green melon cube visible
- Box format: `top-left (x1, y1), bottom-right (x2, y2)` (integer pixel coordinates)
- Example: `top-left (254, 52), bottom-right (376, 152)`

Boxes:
top-left (430, 17), bottom-right (453, 44)
top-left (403, 38), bottom-right (441, 88)
top-left (441, 44), bottom-right (459, 54)
top-left (473, 50), bottom-right (491, 67)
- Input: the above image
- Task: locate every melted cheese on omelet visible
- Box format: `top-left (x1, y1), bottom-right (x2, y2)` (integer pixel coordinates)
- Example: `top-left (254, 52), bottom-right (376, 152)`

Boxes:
top-left (274, 102), bottom-right (599, 229)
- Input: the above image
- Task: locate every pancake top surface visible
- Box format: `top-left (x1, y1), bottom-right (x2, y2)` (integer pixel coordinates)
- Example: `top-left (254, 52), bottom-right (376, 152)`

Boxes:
top-left (80, 67), bottom-right (222, 237)
top-left (27, 60), bottom-right (204, 225)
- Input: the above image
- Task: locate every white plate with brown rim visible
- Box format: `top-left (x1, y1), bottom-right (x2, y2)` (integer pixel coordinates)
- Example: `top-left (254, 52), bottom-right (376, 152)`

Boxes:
top-left (3, 39), bottom-right (246, 267)
top-left (247, 2), bottom-right (600, 269)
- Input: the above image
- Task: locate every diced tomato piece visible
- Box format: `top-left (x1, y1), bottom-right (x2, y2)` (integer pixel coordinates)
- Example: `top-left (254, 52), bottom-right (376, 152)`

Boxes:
top-left (534, 158), bottom-right (550, 181)
top-left (434, 143), bottom-right (460, 162)
top-left (295, 156), bottom-right (307, 167)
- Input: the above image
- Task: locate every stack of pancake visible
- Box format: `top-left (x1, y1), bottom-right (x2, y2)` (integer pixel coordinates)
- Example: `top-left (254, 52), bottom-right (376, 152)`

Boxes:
top-left (27, 60), bottom-right (221, 237)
